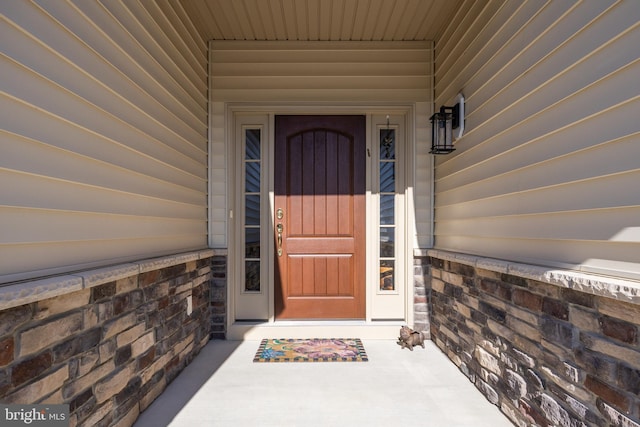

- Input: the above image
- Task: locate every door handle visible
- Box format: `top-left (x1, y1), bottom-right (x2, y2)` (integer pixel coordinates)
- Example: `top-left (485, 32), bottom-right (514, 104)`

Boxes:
top-left (276, 223), bottom-right (283, 257)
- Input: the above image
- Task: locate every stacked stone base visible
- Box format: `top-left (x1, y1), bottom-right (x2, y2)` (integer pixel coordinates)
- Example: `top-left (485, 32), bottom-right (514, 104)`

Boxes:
top-left (413, 255), bottom-right (431, 337)
top-left (5, 246), bottom-right (638, 427)
top-left (0, 250), bottom-right (215, 427)
top-left (429, 252), bottom-right (640, 427)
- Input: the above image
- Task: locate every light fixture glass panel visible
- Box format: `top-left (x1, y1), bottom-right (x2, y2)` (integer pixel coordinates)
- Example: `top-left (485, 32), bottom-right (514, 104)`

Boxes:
top-left (380, 260), bottom-right (395, 291)
top-left (437, 112), bottom-right (452, 149)
top-left (245, 261), bottom-right (260, 292)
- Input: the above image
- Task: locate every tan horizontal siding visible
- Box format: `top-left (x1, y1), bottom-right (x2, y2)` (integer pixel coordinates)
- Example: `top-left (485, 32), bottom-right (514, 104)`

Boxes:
top-left (210, 47), bottom-right (432, 63)
top-left (157, 0), bottom-right (208, 64)
top-left (0, 169), bottom-right (205, 220)
top-left (1, 98), bottom-right (206, 191)
top-left (432, 0), bottom-right (640, 280)
top-left (1, 131), bottom-right (205, 205)
top-left (436, 168), bottom-right (640, 220)
top-left (414, 100), bottom-right (434, 248)
top-left (436, 206), bottom-right (640, 242)
top-left (211, 62), bottom-right (429, 76)
top-left (213, 75), bottom-right (429, 90)
top-left (0, 0), bottom-right (208, 283)
top-left (139, 0), bottom-right (206, 85)
top-left (436, 133), bottom-right (640, 208)
top-left (435, 235), bottom-right (640, 279)
top-left (208, 101), bottom-right (227, 248)
top-left (1, 207), bottom-right (205, 243)
top-left (3, 58), bottom-right (206, 171)
top-left (70, 0), bottom-right (207, 127)
top-left (4, 235), bottom-right (205, 282)
top-left (103, 0), bottom-right (207, 105)
top-left (210, 41), bottom-right (431, 102)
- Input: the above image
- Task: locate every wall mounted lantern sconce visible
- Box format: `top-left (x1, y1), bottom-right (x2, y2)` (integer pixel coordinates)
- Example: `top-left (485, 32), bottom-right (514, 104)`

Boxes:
top-left (430, 93), bottom-right (465, 154)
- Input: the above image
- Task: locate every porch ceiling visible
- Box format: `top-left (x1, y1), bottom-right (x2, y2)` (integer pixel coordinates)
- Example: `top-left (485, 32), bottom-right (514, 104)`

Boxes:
top-left (179, 0), bottom-right (463, 43)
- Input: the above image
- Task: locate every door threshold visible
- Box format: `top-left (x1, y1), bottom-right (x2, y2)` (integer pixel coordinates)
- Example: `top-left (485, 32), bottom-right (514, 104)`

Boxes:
top-left (227, 320), bottom-right (405, 340)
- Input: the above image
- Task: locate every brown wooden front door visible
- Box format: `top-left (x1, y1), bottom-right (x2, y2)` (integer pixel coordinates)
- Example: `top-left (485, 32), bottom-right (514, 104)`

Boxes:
top-left (274, 115), bottom-right (366, 319)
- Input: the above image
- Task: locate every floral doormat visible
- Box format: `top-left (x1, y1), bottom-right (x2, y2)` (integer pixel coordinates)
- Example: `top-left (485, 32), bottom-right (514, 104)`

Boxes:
top-left (253, 338), bottom-right (368, 362)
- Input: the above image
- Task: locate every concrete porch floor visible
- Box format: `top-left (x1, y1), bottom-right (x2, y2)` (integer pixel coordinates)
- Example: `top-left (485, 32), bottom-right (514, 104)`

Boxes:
top-left (134, 339), bottom-right (514, 427)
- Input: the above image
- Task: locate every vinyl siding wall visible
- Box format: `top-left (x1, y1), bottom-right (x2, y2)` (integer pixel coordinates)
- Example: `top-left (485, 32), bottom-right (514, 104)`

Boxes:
top-left (1, 0), bottom-right (208, 284)
top-left (433, 0), bottom-right (640, 280)
top-left (208, 41), bottom-right (433, 248)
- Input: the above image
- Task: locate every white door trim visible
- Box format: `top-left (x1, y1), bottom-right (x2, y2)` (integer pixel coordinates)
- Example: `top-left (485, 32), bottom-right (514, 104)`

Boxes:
top-left (225, 103), bottom-right (416, 340)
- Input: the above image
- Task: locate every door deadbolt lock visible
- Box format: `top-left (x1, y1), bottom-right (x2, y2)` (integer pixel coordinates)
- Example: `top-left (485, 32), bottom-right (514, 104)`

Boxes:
top-left (276, 208), bottom-right (284, 220)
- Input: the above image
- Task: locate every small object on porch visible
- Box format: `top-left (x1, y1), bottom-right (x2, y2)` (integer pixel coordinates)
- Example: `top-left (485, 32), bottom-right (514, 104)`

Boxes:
top-left (397, 326), bottom-right (425, 351)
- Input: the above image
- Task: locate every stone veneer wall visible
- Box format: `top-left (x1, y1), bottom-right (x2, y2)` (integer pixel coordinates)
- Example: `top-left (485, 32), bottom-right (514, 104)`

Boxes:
top-left (413, 255), bottom-right (431, 338)
top-left (428, 250), bottom-right (640, 427)
top-left (0, 249), bottom-right (219, 427)
top-left (210, 254), bottom-right (227, 340)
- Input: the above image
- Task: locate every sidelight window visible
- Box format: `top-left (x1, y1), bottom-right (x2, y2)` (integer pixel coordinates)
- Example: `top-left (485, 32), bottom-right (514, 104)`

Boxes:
top-left (379, 128), bottom-right (396, 291)
top-left (244, 129), bottom-right (261, 292)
